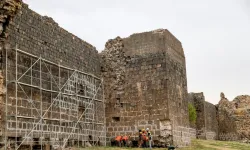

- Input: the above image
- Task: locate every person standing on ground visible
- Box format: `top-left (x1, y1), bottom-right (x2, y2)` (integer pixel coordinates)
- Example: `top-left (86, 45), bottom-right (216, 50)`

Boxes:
top-left (127, 135), bottom-right (132, 147)
top-left (115, 135), bottom-right (122, 147)
top-left (122, 135), bottom-right (128, 147)
top-left (138, 130), bottom-right (143, 147)
top-left (141, 129), bottom-right (147, 148)
top-left (146, 128), bottom-right (152, 149)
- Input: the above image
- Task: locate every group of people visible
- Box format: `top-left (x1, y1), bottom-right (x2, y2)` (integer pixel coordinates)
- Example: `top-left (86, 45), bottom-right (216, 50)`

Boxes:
top-left (114, 135), bottom-right (131, 147)
top-left (139, 128), bottom-right (152, 148)
top-left (114, 128), bottom-right (152, 149)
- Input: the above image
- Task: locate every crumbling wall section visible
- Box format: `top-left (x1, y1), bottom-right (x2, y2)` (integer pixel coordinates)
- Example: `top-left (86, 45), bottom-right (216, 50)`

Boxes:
top-left (0, 0), bottom-right (22, 41)
top-left (218, 93), bottom-right (239, 141)
top-left (101, 37), bottom-right (128, 108)
top-left (102, 40), bottom-right (171, 142)
top-left (0, 0), bottom-right (22, 139)
top-left (218, 93), bottom-right (250, 141)
top-left (102, 29), bottom-right (190, 146)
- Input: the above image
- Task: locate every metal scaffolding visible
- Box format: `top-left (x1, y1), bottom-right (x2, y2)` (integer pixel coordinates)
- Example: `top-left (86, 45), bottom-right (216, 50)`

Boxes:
top-left (4, 47), bottom-right (106, 149)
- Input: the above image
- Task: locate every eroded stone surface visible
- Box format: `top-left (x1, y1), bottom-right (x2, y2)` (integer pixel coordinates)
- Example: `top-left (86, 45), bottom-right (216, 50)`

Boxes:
top-left (1, 0), bottom-right (250, 148)
top-left (0, 0), bottom-right (103, 148)
top-left (101, 30), bottom-right (191, 146)
top-left (188, 92), bottom-right (218, 140)
top-left (0, 0), bottom-right (22, 39)
top-left (218, 93), bottom-right (250, 141)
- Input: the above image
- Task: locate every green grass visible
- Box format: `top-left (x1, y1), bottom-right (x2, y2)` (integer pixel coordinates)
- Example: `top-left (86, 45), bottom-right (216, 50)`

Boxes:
top-left (207, 140), bottom-right (250, 150)
top-left (75, 139), bottom-right (250, 150)
top-left (179, 139), bottom-right (250, 150)
top-left (178, 139), bottom-right (216, 150)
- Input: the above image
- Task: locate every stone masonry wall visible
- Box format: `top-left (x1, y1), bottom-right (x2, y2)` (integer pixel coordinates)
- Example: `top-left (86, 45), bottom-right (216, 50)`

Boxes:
top-left (188, 93), bottom-right (205, 139)
top-left (218, 93), bottom-right (250, 141)
top-left (188, 92), bottom-right (218, 140)
top-left (123, 29), bottom-right (189, 129)
top-left (0, 1), bottom-right (102, 146)
top-left (7, 3), bottom-right (100, 75)
top-left (0, 0), bottom-right (23, 138)
top-left (102, 29), bottom-right (189, 146)
top-left (172, 127), bottom-right (196, 146)
top-left (5, 0), bottom-right (250, 147)
top-left (204, 101), bottom-right (218, 140)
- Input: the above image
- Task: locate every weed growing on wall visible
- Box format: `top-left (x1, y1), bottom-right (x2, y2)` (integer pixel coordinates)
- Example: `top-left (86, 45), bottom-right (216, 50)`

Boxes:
top-left (188, 103), bottom-right (197, 124)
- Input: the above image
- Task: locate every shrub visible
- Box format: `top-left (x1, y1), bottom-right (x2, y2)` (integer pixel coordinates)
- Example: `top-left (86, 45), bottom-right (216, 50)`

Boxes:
top-left (188, 103), bottom-right (197, 124)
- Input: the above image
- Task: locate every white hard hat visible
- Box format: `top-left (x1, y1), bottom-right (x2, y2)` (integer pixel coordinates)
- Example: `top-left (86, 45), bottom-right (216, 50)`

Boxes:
top-left (146, 128), bottom-right (149, 131)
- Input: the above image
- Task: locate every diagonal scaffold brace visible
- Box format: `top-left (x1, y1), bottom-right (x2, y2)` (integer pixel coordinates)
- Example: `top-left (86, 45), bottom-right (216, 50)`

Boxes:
top-left (61, 79), bottom-right (103, 149)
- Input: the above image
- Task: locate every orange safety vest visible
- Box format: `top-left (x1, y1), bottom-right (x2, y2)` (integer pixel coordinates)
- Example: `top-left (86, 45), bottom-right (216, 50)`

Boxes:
top-left (115, 136), bottom-right (122, 141)
top-left (142, 133), bottom-right (148, 141)
top-left (122, 136), bottom-right (128, 141)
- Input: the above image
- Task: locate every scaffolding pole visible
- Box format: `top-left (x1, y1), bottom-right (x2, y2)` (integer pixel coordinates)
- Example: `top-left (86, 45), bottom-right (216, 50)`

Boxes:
top-left (15, 46), bottom-right (18, 150)
top-left (61, 79), bottom-right (103, 149)
top-left (4, 47), bottom-right (105, 150)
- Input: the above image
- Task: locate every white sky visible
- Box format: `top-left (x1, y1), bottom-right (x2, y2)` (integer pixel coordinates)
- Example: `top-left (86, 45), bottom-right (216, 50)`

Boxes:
top-left (23, 0), bottom-right (250, 104)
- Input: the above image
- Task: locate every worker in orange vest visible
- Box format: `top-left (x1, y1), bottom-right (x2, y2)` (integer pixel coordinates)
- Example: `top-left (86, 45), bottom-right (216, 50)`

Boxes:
top-left (115, 135), bottom-right (123, 147)
top-left (141, 129), bottom-right (147, 148)
top-left (122, 135), bottom-right (129, 147)
top-left (138, 130), bottom-right (143, 148)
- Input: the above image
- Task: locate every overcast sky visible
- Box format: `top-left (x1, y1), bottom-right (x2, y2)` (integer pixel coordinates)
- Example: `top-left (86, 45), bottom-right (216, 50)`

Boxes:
top-left (23, 0), bottom-right (250, 104)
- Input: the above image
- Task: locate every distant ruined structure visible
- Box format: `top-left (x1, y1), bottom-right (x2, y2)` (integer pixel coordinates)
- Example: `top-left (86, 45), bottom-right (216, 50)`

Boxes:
top-left (0, 0), bottom-right (249, 149)
top-left (217, 93), bottom-right (250, 141)
top-left (188, 92), bottom-right (250, 142)
top-left (188, 92), bottom-right (218, 140)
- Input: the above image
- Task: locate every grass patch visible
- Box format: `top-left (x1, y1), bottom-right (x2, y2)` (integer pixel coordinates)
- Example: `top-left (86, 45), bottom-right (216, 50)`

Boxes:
top-left (77, 139), bottom-right (250, 150)
top-left (178, 139), bottom-right (216, 150)
top-left (208, 140), bottom-right (250, 150)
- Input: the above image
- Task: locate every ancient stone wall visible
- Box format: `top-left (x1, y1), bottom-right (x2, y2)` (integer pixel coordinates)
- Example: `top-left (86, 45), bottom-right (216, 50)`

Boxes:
top-left (5, 0), bottom-right (250, 148)
top-left (0, 0), bottom-right (23, 139)
top-left (0, 1), bottom-right (104, 148)
top-left (6, 3), bottom-right (100, 75)
top-left (188, 93), bottom-right (205, 139)
top-left (218, 93), bottom-right (250, 141)
top-left (102, 29), bottom-right (189, 146)
top-left (189, 92), bottom-right (250, 142)
top-left (204, 101), bottom-right (218, 140)
top-left (173, 127), bottom-right (196, 146)
top-left (188, 92), bottom-right (218, 140)
top-left (123, 29), bottom-right (185, 65)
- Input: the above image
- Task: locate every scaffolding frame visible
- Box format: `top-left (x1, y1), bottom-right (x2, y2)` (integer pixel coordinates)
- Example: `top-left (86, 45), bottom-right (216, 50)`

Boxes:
top-left (4, 46), bottom-right (106, 149)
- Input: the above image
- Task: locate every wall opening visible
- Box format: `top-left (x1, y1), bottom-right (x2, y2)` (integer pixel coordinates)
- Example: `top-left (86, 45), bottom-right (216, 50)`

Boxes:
top-left (112, 117), bottom-right (120, 122)
top-left (116, 97), bottom-right (123, 108)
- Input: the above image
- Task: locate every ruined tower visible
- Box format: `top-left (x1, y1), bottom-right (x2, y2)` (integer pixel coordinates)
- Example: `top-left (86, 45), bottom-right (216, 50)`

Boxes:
top-left (101, 29), bottom-right (193, 146)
